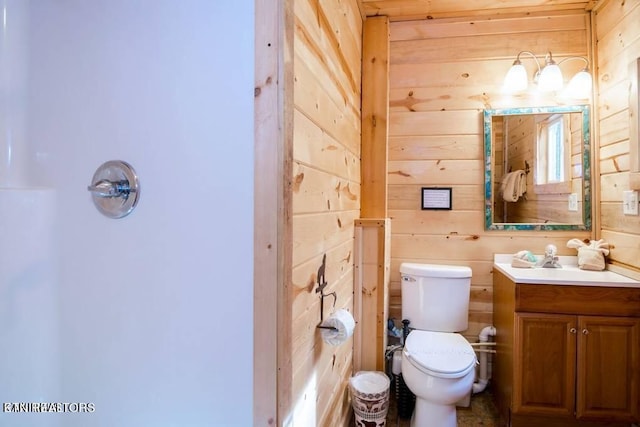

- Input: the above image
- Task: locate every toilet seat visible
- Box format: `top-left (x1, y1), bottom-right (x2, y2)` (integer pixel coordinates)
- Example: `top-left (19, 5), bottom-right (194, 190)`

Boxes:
top-left (403, 330), bottom-right (476, 379)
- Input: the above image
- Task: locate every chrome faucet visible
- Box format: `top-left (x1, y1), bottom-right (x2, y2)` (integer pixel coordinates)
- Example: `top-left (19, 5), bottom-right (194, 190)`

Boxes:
top-left (538, 244), bottom-right (562, 268)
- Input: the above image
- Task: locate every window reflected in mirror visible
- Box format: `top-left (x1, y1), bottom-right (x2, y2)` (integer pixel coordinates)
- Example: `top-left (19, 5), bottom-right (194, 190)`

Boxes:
top-left (536, 114), bottom-right (568, 186)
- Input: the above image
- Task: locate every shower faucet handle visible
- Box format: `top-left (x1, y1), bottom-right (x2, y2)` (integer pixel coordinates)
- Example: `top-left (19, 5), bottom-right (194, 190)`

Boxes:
top-left (87, 179), bottom-right (132, 198)
top-left (87, 160), bottom-right (140, 219)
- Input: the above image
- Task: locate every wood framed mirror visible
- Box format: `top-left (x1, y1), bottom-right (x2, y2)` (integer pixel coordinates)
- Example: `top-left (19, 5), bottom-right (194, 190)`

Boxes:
top-left (483, 105), bottom-right (591, 230)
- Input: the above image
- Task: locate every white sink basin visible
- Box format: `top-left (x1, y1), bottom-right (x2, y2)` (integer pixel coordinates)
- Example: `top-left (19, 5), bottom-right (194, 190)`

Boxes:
top-left (493, 254), bottom-right (640, 288)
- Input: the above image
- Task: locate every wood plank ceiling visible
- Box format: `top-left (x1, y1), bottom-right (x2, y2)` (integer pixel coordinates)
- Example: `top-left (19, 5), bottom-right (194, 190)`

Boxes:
top-left (359, 0), bottom-right (597, 21)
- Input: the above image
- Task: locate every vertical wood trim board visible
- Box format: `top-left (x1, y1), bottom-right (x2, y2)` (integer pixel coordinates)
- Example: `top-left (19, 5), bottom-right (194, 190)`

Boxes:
top-left (353, 224), bottom-right (364, 373)
top-left (629, 58), bottom-right (640, 189)
top-left (589, 9), bottom-right (602, 239)
top-left (354, 219), bottom-right (390, 371)
top-left (361, 17), bottom-right (390, 218)
top-left (281, 0), bottom-right (296, 422)
top-left (254, 0), bottom-right (290, 424)
top-left (381, 218), bottom-right (391, 368)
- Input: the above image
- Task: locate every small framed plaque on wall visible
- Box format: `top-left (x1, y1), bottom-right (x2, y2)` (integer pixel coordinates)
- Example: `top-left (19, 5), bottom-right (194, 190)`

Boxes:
top-left (421, 187), bottom-right (452, 210)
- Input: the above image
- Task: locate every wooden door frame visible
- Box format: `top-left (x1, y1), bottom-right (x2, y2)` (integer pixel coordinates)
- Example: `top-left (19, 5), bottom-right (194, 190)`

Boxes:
top-left (254, 0), bottom-right (293, 424)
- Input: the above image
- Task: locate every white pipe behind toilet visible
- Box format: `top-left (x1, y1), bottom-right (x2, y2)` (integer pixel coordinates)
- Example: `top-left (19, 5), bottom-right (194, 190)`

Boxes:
top-left (472, 325), bottom-right (497, 394)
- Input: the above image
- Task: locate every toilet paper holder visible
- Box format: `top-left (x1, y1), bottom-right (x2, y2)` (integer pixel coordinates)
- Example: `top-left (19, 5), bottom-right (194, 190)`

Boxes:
top-left (315, 254), bottom-right (338, 331)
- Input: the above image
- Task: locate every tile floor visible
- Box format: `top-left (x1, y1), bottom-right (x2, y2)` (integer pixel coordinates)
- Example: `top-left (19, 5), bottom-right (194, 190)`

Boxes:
top-left (383, 386), bottom-right (500, 427)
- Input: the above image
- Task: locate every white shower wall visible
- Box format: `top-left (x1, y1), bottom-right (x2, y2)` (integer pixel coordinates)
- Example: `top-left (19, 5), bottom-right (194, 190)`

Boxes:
top-left (1, 1), bottom-right (254, 426)
top-left (0, 188), bottom-right (58, 421)
top-left (0, 0), bottom-right (30, 185)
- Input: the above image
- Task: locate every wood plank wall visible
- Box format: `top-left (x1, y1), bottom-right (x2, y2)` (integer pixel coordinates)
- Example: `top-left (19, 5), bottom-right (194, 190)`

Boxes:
top-left (387, 11), bottom-right (592, 341)
top-left (593, 0), bottom-right (640, 271)
top-left (289, 0), bottom-right (362, 425)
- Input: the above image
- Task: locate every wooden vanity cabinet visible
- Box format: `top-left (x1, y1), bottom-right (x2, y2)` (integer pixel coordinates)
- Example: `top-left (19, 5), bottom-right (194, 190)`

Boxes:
top-left (493, 270), bottom-right (640, 427)
top-left (514, 312), bottom-right (577, 418)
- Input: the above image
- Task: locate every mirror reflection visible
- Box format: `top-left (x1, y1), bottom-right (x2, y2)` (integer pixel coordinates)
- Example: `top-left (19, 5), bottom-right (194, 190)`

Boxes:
top-left (483, 105), bottom-right (591, 230)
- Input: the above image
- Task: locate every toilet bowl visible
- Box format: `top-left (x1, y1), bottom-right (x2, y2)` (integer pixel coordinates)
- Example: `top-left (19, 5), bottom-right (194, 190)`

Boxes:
top-left (399, 263), bottom-right (476, 427)
top-left (401, 330), bottom-right (476, 427)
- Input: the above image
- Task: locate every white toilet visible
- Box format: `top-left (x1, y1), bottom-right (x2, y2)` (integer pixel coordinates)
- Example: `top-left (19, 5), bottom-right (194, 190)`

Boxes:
top-left (400, 262), bottom-right (477, 427)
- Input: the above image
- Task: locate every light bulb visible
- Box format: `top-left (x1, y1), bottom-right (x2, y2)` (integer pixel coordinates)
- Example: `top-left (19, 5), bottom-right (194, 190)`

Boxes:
top-left (502, 61), bottom-right (528, 93)
top-left (538, 64), bottom-right (563, 91)
top-left (538, 59), bottom-right (563, 92)
top-left (564, 69), bottom-right (592, 99)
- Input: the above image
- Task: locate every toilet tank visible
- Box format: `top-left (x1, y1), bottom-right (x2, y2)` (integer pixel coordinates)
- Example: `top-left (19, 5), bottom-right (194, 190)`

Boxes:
top-left (400, 263), bottom-right (472, 332)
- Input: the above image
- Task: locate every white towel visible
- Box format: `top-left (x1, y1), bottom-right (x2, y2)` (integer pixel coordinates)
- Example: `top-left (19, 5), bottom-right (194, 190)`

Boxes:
top-left (511, 250), bottom-right (536, 268)
top-left (567, 238), bottom-right (610, 271)
top-left (500, 170), bottom-right (527, 202)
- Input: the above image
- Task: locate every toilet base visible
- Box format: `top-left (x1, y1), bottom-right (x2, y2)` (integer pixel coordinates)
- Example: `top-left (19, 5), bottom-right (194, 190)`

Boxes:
top-left (410, 398), bottom-right (456, 427)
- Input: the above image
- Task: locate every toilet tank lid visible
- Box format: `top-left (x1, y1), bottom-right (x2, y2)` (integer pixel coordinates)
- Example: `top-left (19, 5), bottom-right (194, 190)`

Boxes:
top-left (400, 263), bottom-right (471, 278)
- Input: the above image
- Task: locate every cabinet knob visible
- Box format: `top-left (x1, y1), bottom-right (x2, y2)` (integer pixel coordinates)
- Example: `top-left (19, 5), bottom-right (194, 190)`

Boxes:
top-left (569, 327), bottom-right (577, 334)
top-left (582, 329), bottom-right (589, 335)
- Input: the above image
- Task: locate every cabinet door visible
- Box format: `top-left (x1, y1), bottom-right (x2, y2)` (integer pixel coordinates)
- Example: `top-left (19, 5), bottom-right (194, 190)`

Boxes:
top-left (514, 313), bottom-right (577, 417)
top-left (576, 316), bottom-right (640, 422)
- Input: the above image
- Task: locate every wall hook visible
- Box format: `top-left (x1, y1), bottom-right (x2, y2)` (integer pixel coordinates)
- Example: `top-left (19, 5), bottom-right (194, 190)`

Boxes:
top-left (508, 160), bottom-right (530, 175)
top-left (315, 254), bottom-right (338, 331)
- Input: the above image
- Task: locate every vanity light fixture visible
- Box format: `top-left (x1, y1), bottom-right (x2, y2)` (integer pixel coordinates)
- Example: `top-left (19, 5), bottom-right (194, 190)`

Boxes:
top-left (502, 51), bottom-right (593, 98)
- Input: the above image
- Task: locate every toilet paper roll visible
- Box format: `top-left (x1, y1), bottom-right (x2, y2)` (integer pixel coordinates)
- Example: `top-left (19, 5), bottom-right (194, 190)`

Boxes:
top-left (320, 309), bottom-right (355, 346)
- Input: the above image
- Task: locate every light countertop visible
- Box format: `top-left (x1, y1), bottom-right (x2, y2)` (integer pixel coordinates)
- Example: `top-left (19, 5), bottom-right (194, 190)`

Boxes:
top-left (493, 254), bottom-right (640, 288)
